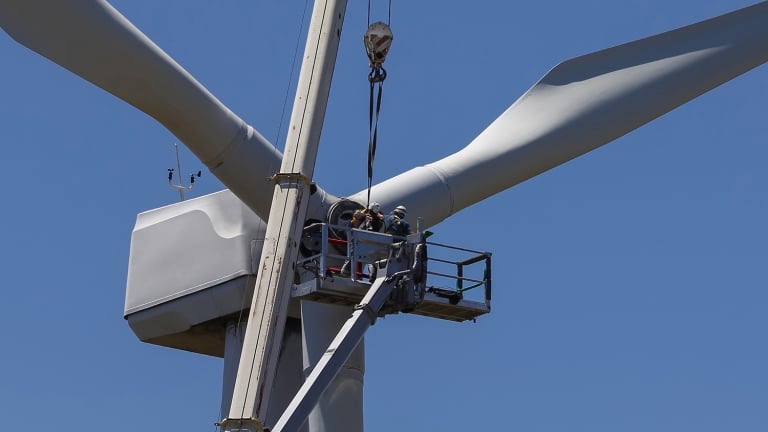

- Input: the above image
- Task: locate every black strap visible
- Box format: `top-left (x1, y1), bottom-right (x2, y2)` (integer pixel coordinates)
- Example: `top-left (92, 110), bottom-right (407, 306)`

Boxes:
top-left (367, 70), bottom-right (385, 208)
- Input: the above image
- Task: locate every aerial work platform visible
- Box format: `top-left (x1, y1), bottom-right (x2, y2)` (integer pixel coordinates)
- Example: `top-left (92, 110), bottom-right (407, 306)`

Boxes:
top-left (292, 223), bottom-right (492, 323)
top-left (270, 223), bottom-right (493, 431)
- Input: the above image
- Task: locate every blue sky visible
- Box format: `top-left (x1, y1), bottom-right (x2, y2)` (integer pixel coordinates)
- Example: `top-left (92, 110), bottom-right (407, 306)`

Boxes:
top-left (1, 1), bottom-right (766, 431)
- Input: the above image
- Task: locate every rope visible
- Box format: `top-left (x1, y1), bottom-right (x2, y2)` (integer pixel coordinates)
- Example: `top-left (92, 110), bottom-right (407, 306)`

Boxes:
top-left (368, 0), bottom-right (392, 26)
top-left (274, 0), bottom-right (311, 152)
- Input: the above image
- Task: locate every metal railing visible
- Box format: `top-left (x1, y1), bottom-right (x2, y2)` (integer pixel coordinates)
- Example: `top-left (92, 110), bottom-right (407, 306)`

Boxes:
top-left (424, 241), bottom-right (492, 310)
top-left (296, 223), bottom-right (492, 309)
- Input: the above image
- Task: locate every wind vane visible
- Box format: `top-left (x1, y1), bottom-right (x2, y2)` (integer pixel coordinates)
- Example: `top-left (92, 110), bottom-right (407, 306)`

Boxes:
top-left (167, 142), bottom-right (202, 201)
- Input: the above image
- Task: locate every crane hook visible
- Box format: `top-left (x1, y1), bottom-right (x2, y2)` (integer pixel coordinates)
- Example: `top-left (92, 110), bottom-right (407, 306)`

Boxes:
top-left (364, 21), bottom-right (393, 69)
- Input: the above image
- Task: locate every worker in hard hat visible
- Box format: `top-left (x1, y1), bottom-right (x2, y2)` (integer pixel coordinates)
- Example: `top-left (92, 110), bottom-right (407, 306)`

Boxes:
top-left (383, 205), bottom-right (411, 237)
top-left (350, 201), bottom-right (384, 232)
top-left (340, 202), bottom-right (385, 277)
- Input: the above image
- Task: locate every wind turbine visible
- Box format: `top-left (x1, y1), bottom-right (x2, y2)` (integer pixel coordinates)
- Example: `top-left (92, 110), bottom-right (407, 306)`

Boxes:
top-left (0, 0), bottom-right (765, 432)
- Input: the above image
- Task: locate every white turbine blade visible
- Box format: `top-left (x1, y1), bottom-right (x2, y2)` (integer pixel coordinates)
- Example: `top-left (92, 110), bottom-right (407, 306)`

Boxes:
top-left (0, 0), bottom-right (282, 218)
top-left (353, 1), bottom-right (768, 228)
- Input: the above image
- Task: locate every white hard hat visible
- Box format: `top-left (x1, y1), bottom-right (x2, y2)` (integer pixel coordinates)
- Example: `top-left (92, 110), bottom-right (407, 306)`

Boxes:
top-left (368, 202), bottom-right (381, 213)
top-left (394, 205), bottom-right (407, 215)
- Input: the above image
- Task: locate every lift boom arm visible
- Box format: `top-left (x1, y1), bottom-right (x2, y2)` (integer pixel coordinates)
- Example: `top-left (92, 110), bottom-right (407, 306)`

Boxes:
top-left (271, 254), bottom-right (407, 432)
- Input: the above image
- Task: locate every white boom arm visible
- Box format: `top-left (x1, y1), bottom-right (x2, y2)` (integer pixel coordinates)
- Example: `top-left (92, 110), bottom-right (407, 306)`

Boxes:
top-left (221, 1), bottom-right (347, 431)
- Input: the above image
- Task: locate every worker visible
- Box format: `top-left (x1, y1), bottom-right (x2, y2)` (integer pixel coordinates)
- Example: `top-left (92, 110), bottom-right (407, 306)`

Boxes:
top-left (350, 201), bottom-right (384, 232)
top-left (384, 205), bottom-right (411, 237)
top-left (340, 202), bottom-right (384, 277)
